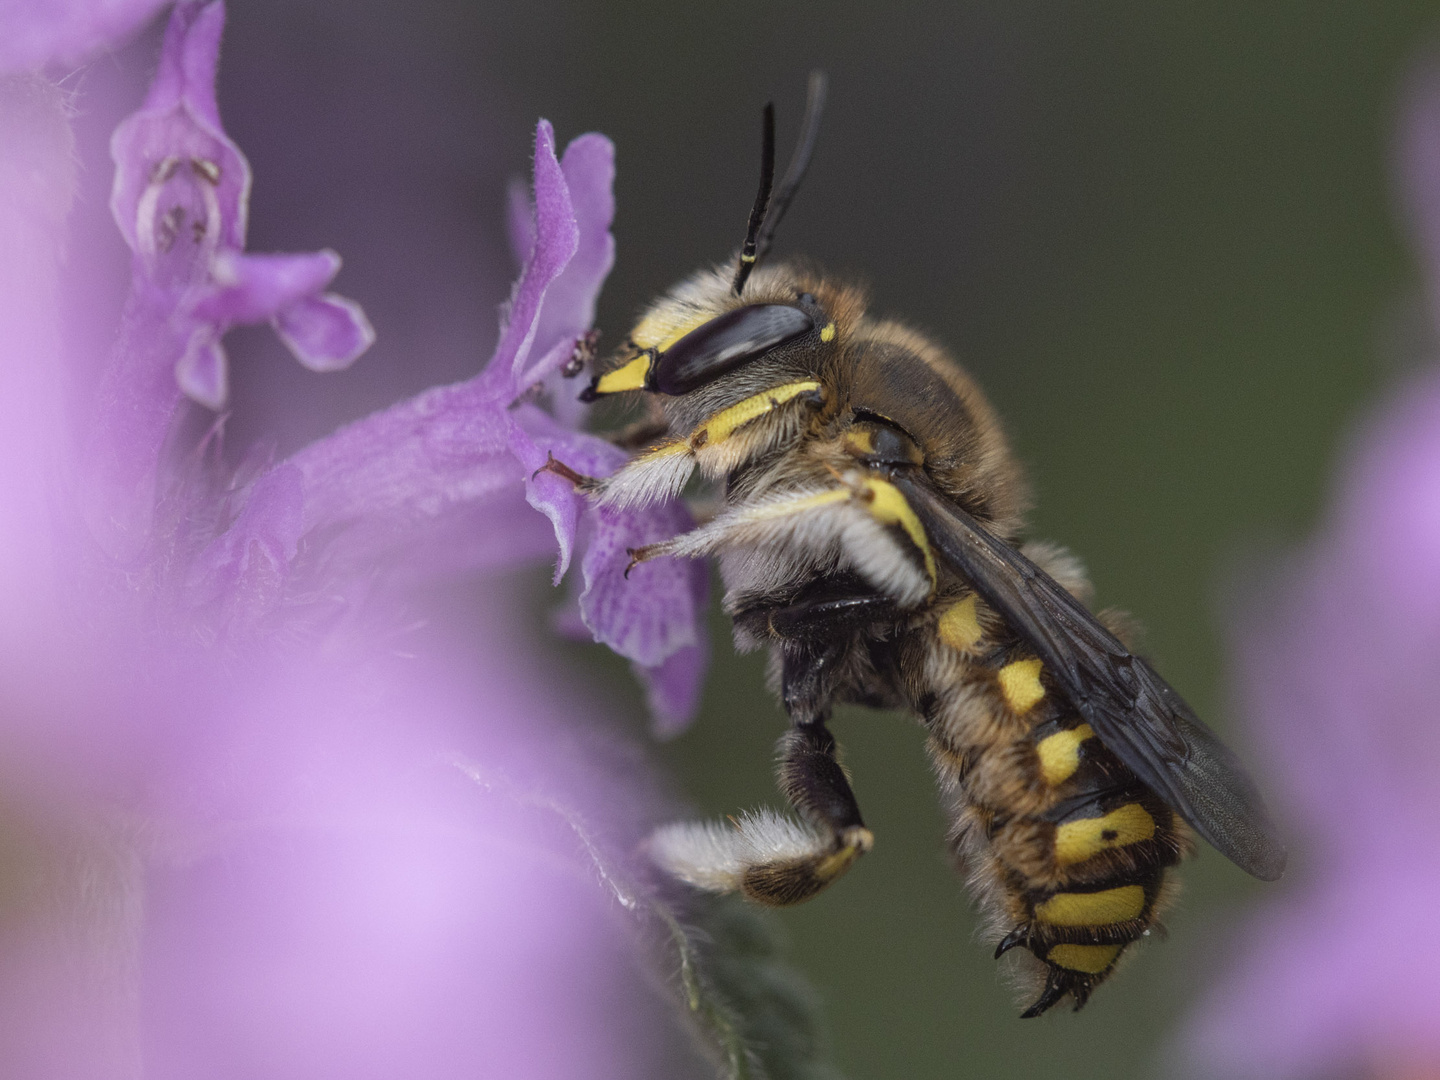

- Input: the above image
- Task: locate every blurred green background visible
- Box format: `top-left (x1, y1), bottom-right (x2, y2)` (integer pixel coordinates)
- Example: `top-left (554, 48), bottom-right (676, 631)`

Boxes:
top-left (210, 2), bottom-right (1439, 1076)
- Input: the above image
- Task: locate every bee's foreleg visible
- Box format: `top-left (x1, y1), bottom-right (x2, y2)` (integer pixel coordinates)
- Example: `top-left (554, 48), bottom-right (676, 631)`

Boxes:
top-left (530, 452), bottom-right (601, 492)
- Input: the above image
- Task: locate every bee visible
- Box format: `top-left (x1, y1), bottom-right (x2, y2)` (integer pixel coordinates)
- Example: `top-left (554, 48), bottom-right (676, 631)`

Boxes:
top-left (550, 74), bottom-right (1286, 1017)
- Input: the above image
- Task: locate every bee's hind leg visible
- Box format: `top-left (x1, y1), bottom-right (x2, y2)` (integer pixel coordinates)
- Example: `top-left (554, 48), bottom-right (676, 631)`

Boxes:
top-left (647, 634), bottom-right (875, 907)
top-left (742, 709), bottom-right (873, 905)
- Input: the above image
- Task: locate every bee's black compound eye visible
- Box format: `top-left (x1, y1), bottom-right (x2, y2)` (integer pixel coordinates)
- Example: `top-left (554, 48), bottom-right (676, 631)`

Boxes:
top-left (652, 304), bottom-right (813, 395)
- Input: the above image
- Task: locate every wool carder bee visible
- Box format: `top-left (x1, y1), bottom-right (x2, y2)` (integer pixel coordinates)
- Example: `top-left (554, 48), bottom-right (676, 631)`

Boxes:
top-left (548, 75), bottom-right (1286, 1017)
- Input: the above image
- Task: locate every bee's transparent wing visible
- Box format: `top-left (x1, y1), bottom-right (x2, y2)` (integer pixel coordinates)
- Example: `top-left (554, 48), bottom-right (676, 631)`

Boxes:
top-left (895, 476), bottom-right (1286, 881)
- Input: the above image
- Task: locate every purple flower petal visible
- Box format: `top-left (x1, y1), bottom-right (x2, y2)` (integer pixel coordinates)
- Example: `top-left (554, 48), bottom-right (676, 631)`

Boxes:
top-left (110, 2), bottom-right (250, 258)
top-left (174, 328), bottom-right (227, 408)
top-left (478, 121), bottom-right (578, 400)
top-left (521, 134), bottom-right (615, 390)
top-left (288, 378), bottom-right (512, 539)
top-left (580, 499), bottom-right (704, 669)
top-left (636, 642), bottom-right (709, 739)
top-left (0, 0), bottom-right (170, 75)
top-left (190, 249), bottom-right (340, 323)
top-left (274, 293), bottom-right (375, 372)
top-left (510, 404), bottom-right (626, 582)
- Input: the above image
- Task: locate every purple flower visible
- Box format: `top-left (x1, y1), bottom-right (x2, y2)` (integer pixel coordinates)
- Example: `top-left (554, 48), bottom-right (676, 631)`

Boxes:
top-left (0, 2), bottom-right (725, 1074)
top-left (1178, 60), bottom-right (1440, 1080)
top-left (280, 118), bottom-right (709, 733)
top-left (83, 1), bottom-right (373, 563)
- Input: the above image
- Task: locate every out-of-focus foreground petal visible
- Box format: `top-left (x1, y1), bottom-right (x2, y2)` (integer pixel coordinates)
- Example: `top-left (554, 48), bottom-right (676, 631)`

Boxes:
top-left (1178, 65), bottom-right (1440, 1080)
top-left (0, 12), bottom-right (706, 1077)
top-left (1180, 370), bottom-right (1440, 1080)
top-left (0, 0), bottom-right (171, 75)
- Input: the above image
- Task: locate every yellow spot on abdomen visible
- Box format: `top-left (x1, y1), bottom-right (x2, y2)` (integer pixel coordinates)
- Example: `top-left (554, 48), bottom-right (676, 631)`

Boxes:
top-left (1046, 943), bottom-right (1122, 975)
top-left (938, 595), bottom-right (983, 652)
top-left (1034, 885), bottom-right (1145, 927)
top-left (1035, 723), bottom-right (1094, 786)
top-left (696, 381), bottom-right (822, 446)
top-left (1054, 803), bottom-right (1156, 865)
top-left (859, 479), bottom-right (936, 588)
top-left (997, 658), bottom-right (1045, 713)
top-left (593, 353), bottom-right (651, 394)
top-left (820, 321), bottom-right (836, 343)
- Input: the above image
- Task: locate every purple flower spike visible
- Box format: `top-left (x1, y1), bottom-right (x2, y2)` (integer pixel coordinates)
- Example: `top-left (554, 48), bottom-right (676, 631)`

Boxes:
top-left (86, 1), bottom-right (372, 556)
top-left (106, 0), bottom-right (372, 406)
top-left (276, 116), bottom-right (708, 728)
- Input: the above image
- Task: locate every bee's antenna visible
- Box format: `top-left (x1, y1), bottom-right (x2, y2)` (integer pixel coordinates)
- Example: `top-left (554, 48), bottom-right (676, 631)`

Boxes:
top-left (732, 103), bottom-right (776, 296)
top-left (755, 71), bottom-right (827, 265)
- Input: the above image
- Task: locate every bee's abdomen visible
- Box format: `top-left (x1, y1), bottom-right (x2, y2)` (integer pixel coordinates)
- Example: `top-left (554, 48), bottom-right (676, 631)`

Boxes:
top-left (911, 597), bottom-right (1188, 1016)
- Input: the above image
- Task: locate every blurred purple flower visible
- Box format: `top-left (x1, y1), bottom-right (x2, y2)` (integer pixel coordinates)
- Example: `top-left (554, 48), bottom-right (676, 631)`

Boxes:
top-left (1179, 60), bottom-right (1440, 1080)
top-left (85, 0), bottom-right (372, 561)
top-left (0, 0), bottom-right (171, 74)
top-left (0, 1), bottom-right (716, 1075)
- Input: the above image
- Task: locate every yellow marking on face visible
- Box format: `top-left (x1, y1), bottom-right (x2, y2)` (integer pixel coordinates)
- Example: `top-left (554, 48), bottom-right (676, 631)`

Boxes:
top-left (843, 428), bottom-right (876, 456)
top-left (938, 595), bottom-right (983, 652)
top-left (694, 381), bottom-right (823, 447)
top-left (630, 310), bottom-right (711, 352)
top-left (1035, 723), bottom-right (1095, 786)
top-left (820, 321), bottom-right (836, 343)
top-left (1046, 943), bottom-right (1122, 975)
top-left (1034, 885), bottom-right (1145, 927)
top-left (997, 658), bottom-right (1045, 713)
top-left (593, 353), bottom-right (651, 394)
top-left (859, 479), bottom-right (937, 587)
top-left (1054, 803), bottom-right (1156, 865)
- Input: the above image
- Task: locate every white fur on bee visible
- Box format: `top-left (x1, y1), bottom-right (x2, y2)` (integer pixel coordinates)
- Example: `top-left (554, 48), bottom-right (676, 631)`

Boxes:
top-left (595, 389), bottom-right (817, 512)
top-left (647, 810), bottom-right (828, 893)
top-left (642, 485), bottom-right (933, 608)
top-left (594, 443), bottom-right (697, 511)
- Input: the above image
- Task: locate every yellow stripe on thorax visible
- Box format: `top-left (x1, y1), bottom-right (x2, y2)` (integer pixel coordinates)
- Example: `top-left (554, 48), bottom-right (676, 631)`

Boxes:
top-left (938, 595), bottom-right (983, 651)
top-left (593, 353), bottom-right (651, 394)
top-left (1046, 943), bottom-right (1121, 974)
top-left (694, 381), bottom-right (822, 446)
top-left (1054, 803), bottom-right (1156, 865)
top-left (1034, 885), bottom-right (1145, 927)
top-left (859, 479), bottom-right (937, 587)
top-left (997, 658), bottom-right (1045, 713)
top-left (1035, 723), bottom-right (1094, 785)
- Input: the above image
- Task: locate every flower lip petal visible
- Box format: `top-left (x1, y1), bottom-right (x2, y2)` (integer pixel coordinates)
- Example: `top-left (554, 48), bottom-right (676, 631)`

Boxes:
top-left (580, 499), bottom-right (704, 669)
top-left (274, 293), bottom-right (376, 372)
top-left (190, 250), bottom-right (342, 324)
top-left (175, 330), bottom-right (228, 408)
